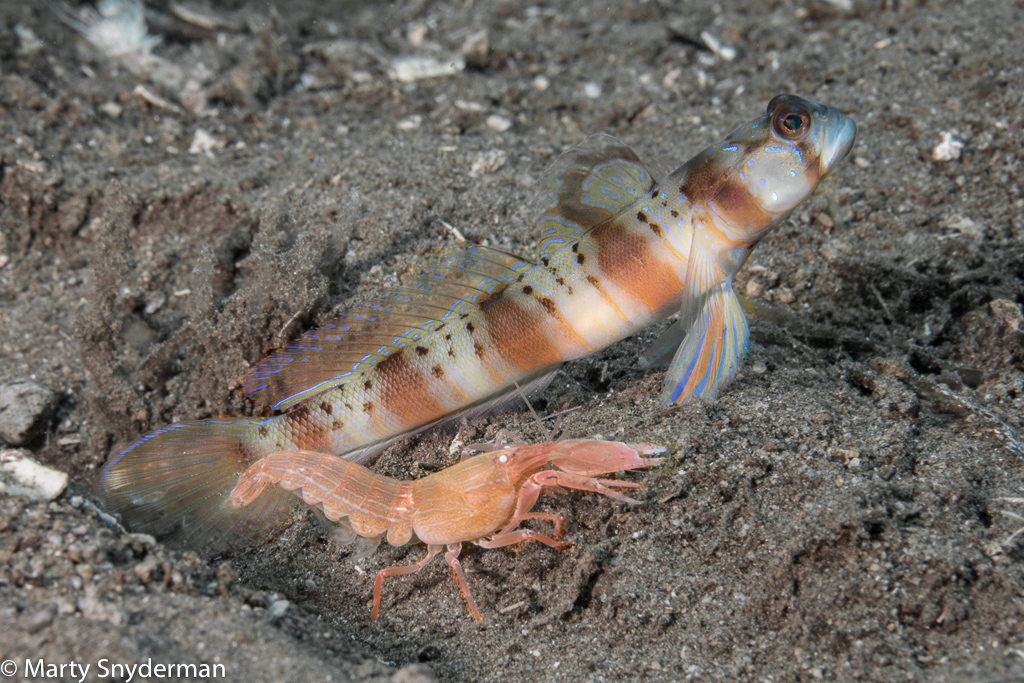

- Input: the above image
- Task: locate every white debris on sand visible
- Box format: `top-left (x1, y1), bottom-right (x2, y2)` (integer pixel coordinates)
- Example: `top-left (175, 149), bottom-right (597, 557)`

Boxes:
top-left (933, 131), bottom-right (964, 161)
top-left (486, 114), bottom-right (513, 132)
top-left (469, 149), bottom-right (507, 177)
top-left (188, 128), bottom-right (224, 156)
top-left (700, 31), bottom-right (737, 61)
top-left (389, 55), bottom-right (466, 83)
top-left (397, 115), bottom-right (422, 131)
top-left (0, 449), bottom-right (69, 501)
top-left (14, 25), bottom-right (44, 55)
top-left (54, 0), bottom-right (160, 59)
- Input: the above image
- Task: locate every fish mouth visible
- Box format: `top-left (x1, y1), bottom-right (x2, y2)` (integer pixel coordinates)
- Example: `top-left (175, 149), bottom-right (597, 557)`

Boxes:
top-left (820, 113), bottom-right (856, 176)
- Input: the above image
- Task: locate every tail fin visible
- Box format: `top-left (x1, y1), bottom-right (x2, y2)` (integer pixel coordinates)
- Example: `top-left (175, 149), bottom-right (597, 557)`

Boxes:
top-left (100, 419), bottom-right (297, 553)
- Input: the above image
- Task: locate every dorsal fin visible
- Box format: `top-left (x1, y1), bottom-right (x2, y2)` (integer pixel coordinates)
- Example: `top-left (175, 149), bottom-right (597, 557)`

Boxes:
top-left (240, 244), bottom-right (535, 411)
top-left (535, 134), bottom-right (657, 258)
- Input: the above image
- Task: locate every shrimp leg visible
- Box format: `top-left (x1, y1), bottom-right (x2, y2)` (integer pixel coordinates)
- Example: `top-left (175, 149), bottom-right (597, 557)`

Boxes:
top-left (493, 470), bottom-right (643, 539)
top-left (476, 529), bottom-right (572, 551)
top-left (372, 545), bottom-right (441, 620)
top-left (443, 543), bottom-right (483, 623)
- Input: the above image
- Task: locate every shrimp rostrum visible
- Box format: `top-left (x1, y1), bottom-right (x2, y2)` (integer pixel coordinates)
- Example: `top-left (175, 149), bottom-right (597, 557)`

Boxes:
top-left (230, 439), bottom-right (664, 622)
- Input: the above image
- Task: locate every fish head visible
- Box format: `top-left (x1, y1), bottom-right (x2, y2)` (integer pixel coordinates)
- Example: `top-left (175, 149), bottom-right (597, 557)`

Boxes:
top-left (685, 95), bottom-right (856, 249)
top-left (734, 94), bottom-right (855, 215)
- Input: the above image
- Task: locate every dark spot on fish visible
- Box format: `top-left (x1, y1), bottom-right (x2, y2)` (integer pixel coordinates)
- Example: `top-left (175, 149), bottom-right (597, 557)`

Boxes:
top-left (257, 425), bottom-right (268, 438)
top-left (460, 313), bottom-right (468, 319)
top-left (363, 401), bottom-right (374, 414)
top-left (331, 420), bottom-right (343, 430)
top-left (649, 222), bottom-right (664, 238)
top-left (555, 277), bottom-right (565, 286)
top-left (416, 346), bottom-right (429, 356)
top-left (448, 348), bottom-right (456, 357)
top-left (522, 285), bottom-right (533, 295)
top-left (517, 274), bottom-right (524, 282)
top-left (651, 188), bottom-right (659, 199)
top-left (637, 211), bottom-right (648, 223)
top-left (587, 274), bottom-right (600, 287)
top-left (435, 322), bottom-right (446, 331)
top-left (542, 257), bottom-right (550, 266)
top-left (321, 403), bottom-right (333, 416)
top-left (474, 341), bottom-right (485, 358)
top-left (466, 322), bottom-right (475, 333)
top-left (571, 242), bottom-right (579, 253)
top-left (288, 404), bottom-right (310, 422)
top-left (445, 334), bottom-right (452, 341)
top-left (364, 380), bottom-right (373, 390)
top-left (670, 209), bottom-right (679, 218)
top-left (539, 297), bottom-right (557, 315)
top-left (576, 253), bottom-right (585, 265)
top-left (345, 403), bottom-right (353, 411)
top-left (432, 364), bottom-right (444, 378)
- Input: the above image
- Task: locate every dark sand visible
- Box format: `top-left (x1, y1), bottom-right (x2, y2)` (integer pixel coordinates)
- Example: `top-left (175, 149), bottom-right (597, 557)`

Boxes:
top-left (1, 0), bottom-right (1023, 680)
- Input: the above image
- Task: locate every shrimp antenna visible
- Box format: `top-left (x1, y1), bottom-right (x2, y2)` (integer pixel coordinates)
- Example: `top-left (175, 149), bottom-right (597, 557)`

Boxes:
top-left (513, 378), bottom-right (553, 442)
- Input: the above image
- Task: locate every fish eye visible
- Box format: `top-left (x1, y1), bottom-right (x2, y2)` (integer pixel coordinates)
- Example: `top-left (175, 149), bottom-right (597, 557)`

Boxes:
top-left (771, 103), bottom-right (811, 141)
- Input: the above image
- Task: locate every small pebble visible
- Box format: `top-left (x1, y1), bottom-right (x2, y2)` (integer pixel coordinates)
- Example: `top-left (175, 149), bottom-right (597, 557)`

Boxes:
top-left (26, 609), bottom-right (54, 633)
top-left (398, 116), bottom-right (422, 131)
top-left (268, 599), bottom-right (290, 618)
top-left (470, 149), bottom-right (507, 177)
top-left (392, 663), bottom-right (439, 683)
top-left (417, 645), bottom-right (441, 662)
top-left (0, 449), bottom-right (68, 501)
top-left (188, 129), bottom-right (223, 156)
top-left (0, 379), bottom-right (58, 445)
top-left (486, 115), bottom-right (512, 132)
top-left (460, 29), bottom-right (489, 67)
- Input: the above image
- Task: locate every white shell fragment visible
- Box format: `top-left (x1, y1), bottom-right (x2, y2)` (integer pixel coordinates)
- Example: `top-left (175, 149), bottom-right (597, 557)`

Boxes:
top-left (933, 131), bottom-right (964, 161)
top-left (700, 31), bottom-right (737, 62)
top-left (389, 56), bottom-right (466, 83)
top-left (0, 449), bottom-right (69, 501)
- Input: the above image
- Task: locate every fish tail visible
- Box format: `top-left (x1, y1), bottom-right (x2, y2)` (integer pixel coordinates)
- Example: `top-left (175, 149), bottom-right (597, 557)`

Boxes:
top-left (100, 419), bottom-right (296, 553)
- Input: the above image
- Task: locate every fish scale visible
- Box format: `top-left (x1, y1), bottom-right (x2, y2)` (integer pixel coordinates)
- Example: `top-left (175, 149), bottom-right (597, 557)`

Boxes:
top-left (102, 95), bottom-right (856, 551)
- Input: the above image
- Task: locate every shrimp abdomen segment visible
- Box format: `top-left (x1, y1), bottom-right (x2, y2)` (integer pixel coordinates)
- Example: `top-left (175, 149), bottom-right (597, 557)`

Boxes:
top-left (230, 450), bottom-right (409, 540)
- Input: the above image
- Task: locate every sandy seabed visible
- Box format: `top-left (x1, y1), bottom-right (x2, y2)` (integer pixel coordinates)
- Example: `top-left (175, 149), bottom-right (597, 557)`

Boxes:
top-left (1, 1), bottom-right (1023, 681)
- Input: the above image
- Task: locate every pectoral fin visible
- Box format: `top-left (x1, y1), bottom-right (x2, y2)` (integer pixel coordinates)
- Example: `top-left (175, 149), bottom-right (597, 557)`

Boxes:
top-left (660, 280), bottom-right (750, 406)
top-left (654, 209), bottom-right (752, 406)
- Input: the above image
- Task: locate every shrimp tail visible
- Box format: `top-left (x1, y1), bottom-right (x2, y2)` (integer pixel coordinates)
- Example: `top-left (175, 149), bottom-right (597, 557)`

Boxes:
top-left (100, 418), bottom-right (296, 553)
top-left (230, 450), bottom-right (406, 545)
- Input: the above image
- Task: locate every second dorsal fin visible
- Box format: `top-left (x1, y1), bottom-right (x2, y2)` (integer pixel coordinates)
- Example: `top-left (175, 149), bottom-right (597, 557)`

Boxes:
top-left (535, 133), bottom-right (657, 258)
top-left (240, 244), bottom-right (535, 411)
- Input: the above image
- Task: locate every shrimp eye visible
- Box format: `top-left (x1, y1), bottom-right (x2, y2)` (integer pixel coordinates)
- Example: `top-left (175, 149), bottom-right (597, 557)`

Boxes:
top-left (772, 103), bottom-right (811, 141)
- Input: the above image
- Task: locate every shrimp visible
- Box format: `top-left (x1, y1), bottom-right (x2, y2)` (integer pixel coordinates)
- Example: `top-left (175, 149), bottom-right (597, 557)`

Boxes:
top-left (229, 439), bottom-right (665, 622)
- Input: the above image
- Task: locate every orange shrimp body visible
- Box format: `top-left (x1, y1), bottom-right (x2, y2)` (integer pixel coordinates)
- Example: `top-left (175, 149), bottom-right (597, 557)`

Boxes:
top-left (230, 440), bottom-right (664, 621)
